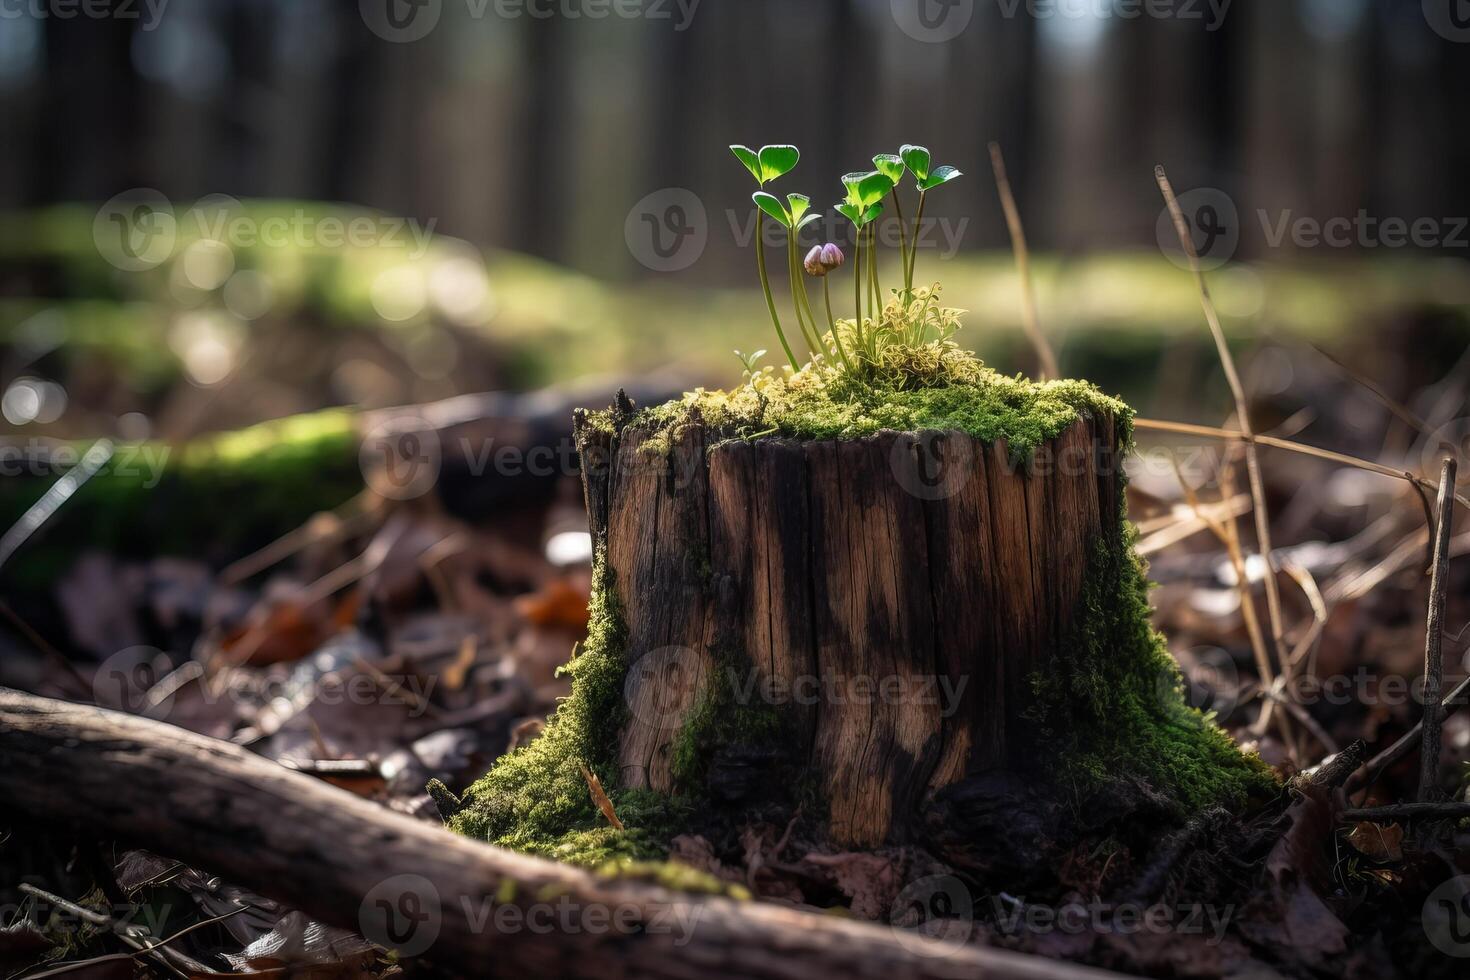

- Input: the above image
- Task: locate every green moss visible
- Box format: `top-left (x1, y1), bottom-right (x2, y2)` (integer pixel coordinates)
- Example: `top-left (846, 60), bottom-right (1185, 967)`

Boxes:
top-left (449, 561), bottom-right (698, 865)
top-left (0, 409), bottom-right (362, 588)
top-left (1030, 526), bottom-right (1277, 813)
top-left (668, 658), bottom-right (786, 791)
top-left (593, 858), bottom-right (750, 899)
top-left (620, 349), bottom-right (1126, 463)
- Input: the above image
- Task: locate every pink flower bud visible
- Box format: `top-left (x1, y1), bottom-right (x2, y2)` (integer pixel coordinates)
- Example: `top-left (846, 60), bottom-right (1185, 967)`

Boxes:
top-left (804, 242), bottom-right (845, 277)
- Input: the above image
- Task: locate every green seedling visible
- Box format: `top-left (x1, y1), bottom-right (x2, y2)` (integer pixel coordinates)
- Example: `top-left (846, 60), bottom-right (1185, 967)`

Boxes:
top-left (897, 144), bottom-right (962, 291)
top-left (835, 170), bottom-right (893, 328)
top-left (752, 190), bottom-right (825, 359)
top-left (731, 144), bottom-right (802, 370)
top-left (734, 349), bottom-right (767, 375)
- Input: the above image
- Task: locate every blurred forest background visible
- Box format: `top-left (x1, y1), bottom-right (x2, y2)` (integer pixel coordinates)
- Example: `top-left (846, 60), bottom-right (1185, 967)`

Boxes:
top-left (1, 0), bottom-right (1468, 434)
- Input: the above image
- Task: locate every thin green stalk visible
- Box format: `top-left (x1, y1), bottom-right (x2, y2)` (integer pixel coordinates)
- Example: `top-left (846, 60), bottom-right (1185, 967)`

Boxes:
top-left (907, 191), bottom-right (928, 290)
top-left (755, 216), bottom-right (799, 371)
top-left (867, 224), bottom-right (881, 322)
top-left (823, 275), bottom-right (851, 371)
top-left (791, 235), bottom-right (825, 360)
top-left (890, 188), bottom-right (909, 298)
top-left (786, 232), bottom-right (821, 358)
top-left (853, 227), bottom-right (864, 347)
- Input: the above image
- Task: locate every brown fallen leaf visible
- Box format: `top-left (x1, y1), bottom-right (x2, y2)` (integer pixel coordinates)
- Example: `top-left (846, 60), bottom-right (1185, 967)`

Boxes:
top-left (515, 578), bottom-right (591, 632)
top-left (579, 762), bottom-right (624, 830)
top-left (1345, 821), bottom-right (1403, 862)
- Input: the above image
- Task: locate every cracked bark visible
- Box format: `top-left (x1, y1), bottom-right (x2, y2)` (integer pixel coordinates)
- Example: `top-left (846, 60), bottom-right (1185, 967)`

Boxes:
top-left (578, 413), bottom-right (1121, 847)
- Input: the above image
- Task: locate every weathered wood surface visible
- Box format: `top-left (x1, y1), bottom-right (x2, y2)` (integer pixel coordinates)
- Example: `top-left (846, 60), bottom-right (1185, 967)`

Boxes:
top-left (580, 415), bottom-right (1120, 846)
top-left (0, 689), bottom-right (1124, 980)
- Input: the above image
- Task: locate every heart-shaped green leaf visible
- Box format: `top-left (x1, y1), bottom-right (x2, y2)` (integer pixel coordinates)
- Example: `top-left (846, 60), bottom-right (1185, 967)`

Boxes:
top-left (730, 145), bottom-right (762, 184)
top-left (860, 202), bottom-right (885, 225)
top-left (835, 202), bottom-right (863, 225)
top-left (900, 144), bottom-right (931, 182)
top-left (796, 212), bottom-right (822, 233)
top-left (786, 193), bottom-right (812, 224)
top-left (753, 191), bottom-right (791, 228)
top-left (919, 165), bottom-right (962, 191)
top-left (758, 145), bottom-right (799, 183)
top-left (873, 153), bottom-right (905, 184)
top-left (856, 171), bottom-right (895, 209)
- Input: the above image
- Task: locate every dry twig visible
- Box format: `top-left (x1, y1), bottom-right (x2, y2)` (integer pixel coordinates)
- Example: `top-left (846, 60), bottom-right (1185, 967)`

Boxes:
top-left (989, 143), bottom-right (1058, 380)
top-left (1419, 457), bottom-right (1457, 802)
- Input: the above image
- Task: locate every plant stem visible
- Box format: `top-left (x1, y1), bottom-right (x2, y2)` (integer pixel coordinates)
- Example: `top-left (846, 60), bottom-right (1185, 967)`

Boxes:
top-left (867, 224), bottom-right (880, 322)
top-left (755, 215), bottom-right (799, 371)
top-left (791, 233), bottom-right (825, 360)
top-left (786, 231), bottom-right (821, 358)
top-left (890, 188), bottom-right (908, 297)
top-left (823, 276), bottom-right (851, 371)
top-left (853, 226), bottom-right (863, 348)
top-left (907, 191), bottom-right (927, 290)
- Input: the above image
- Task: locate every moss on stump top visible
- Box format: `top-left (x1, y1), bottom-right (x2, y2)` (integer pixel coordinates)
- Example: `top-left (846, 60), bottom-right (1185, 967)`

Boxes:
top-left (593, 350), bottom-right (1132, 459)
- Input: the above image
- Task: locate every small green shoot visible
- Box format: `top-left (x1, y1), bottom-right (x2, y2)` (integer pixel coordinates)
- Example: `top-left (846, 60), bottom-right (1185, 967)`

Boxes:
top-left (896, 144), bottom-right (963, 291)
top-left (731, 144), bottom-right (803, 371)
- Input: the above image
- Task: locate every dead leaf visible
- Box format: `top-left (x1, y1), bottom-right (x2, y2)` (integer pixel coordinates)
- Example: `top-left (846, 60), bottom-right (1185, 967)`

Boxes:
top-left (579, 762), bottom-right (623, 830)
top-left (221, 910), bottom-right (378, 978)
top-left (1345, 821), bottom-right (1403, 862)
top-left (514, 578), bottom-right (590, 632)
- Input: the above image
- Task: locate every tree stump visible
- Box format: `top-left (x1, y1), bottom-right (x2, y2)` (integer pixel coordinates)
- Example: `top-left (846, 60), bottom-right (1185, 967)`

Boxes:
top-left (576, 410), bottom-right (1120, 847)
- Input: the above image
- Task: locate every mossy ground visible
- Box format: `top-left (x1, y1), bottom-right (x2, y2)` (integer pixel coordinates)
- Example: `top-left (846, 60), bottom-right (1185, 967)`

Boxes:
top-left (0, 409), bottom-right (362, 589)
top-left (449, 349), bottom-right (1276, 869)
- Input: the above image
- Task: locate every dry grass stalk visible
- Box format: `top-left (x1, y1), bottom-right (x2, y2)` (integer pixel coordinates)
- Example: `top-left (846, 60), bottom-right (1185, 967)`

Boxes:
top-left (1168, 458), bottom-right (1287, 750)
top-left (1418, 457), bottom-right (1457, 802)
top-left (1155, 165), bottom-right (1288, 671)
top-left (1134, 417), bottom-right (1470, 509)
top-left (988, 142), bottom-right (1059, 380)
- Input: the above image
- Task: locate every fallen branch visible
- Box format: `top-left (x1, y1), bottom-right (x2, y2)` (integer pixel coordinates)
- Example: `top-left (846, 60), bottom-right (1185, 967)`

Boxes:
top-left (1350, 675), bottom-right (1470, 793)
top-left (0, 690), bottom-right (1118, 980)
top-left (1340, 803), bottom-right (1470, 822)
